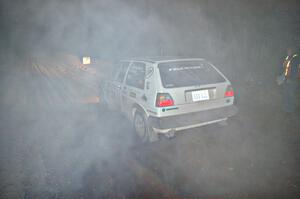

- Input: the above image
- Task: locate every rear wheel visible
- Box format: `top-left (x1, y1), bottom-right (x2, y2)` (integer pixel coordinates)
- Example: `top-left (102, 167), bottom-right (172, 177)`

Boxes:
top-left (133, 111), bottom-right (158, 143)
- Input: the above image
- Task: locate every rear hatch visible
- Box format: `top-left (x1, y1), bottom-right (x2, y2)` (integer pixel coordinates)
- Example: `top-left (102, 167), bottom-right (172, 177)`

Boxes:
top-left (158, 60), bottom-right (230, 113)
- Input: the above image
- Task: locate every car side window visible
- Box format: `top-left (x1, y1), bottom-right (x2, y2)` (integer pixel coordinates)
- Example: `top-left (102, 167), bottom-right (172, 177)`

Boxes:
top-left (125, 62), bottom-right (146, 89)
top-left (115, 62), bottom-right (129, 83)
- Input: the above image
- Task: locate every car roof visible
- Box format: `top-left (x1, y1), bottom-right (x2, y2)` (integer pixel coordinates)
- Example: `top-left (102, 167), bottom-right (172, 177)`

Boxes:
top-left (121, 57), bottom-right (205, 64)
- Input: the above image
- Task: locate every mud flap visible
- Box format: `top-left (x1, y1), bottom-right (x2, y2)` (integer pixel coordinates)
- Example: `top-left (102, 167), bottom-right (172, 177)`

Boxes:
top-left (148, 127), bottom-right (159, 142)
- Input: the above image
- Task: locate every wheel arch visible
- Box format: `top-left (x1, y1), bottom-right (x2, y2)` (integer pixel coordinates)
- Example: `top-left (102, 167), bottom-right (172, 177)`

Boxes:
top-left (131, 103), bottom-right (148, 121)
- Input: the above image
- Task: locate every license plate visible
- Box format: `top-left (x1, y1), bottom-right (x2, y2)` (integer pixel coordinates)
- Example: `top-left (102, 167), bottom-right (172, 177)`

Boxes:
top-left (192, 90), bottom-right (209, 102)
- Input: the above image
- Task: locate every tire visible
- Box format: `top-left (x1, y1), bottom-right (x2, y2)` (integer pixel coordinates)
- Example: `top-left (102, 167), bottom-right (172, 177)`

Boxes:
top-left (133, 111), bottom-right (158, 143)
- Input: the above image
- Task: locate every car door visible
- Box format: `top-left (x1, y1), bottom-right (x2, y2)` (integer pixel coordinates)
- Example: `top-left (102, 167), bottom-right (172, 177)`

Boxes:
top-left (109, 61), bottom-right (130, 111)
top-left (123, 62), bottom-right (146, 118)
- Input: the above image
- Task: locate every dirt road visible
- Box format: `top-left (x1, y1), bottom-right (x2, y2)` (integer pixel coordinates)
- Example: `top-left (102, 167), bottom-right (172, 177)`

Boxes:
top-left (0, 54), bottom-right (299, 199)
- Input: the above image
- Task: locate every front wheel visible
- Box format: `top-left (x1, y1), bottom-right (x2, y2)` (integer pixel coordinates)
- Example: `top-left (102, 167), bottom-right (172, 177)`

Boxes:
top-left (133, 111), bottom-right (158, 143)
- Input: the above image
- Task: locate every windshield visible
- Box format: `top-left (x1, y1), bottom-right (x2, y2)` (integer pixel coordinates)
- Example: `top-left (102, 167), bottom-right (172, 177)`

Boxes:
top-left (158, 60), bottom-right (226, 88)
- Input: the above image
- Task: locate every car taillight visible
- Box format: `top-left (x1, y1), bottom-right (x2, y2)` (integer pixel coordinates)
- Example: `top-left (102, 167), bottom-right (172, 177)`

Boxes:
top-left (225, 85), bottom-right (234, 97)
top-left (156, 93), bottom-right (174, 107)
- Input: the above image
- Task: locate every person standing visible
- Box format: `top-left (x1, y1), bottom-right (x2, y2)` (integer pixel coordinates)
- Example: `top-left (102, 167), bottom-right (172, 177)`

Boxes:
top-left (277, 47), bottom-right (300, 113)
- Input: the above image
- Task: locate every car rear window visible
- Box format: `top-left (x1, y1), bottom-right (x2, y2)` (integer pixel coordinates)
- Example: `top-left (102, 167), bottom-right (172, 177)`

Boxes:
top-left (158, 60), bottom-right (226, 88)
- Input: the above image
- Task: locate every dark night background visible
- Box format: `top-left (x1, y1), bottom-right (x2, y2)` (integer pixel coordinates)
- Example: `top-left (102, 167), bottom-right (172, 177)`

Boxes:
top-left (0, 0), bottom-right (300, 198)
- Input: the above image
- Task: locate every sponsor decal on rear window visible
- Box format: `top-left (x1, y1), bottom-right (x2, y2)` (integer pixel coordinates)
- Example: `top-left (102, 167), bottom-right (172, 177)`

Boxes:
top-left (159, 61), bottom-right (225, 88)
top-left (168, 65), bottom-right (204, 71)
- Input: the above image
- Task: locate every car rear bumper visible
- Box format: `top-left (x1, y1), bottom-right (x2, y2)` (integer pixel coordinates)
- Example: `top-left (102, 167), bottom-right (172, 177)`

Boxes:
top-left (148, 105), bottom-right (238, 134)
